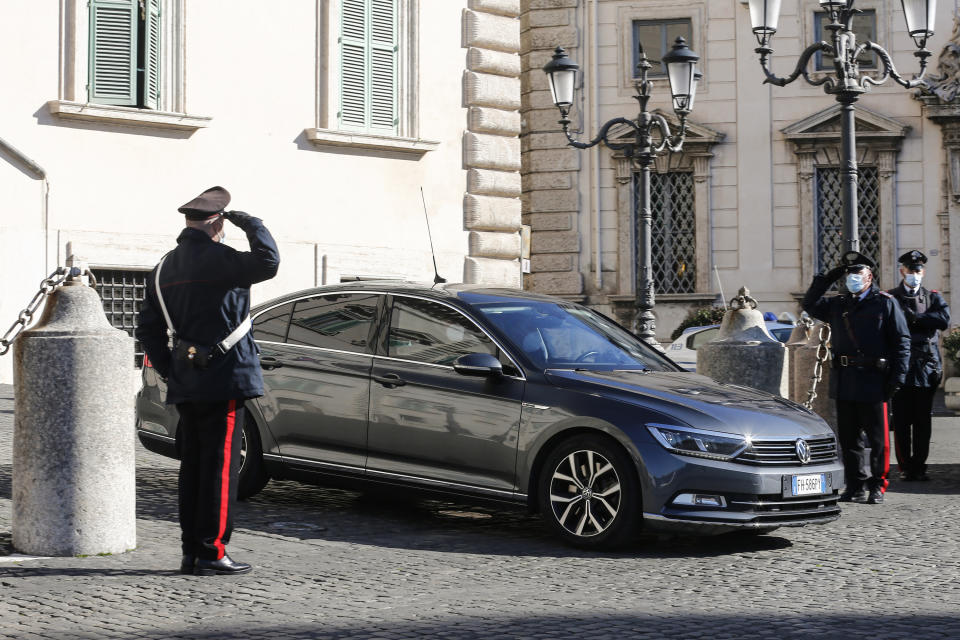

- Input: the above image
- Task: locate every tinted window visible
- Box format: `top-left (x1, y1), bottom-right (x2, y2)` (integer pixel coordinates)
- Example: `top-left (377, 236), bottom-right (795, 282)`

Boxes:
top-left (253, 302), bottom-right (293, 343)
top-left (388, 297), bottom-right (497, 365)
top-left (287, 294), bottom-right (379, 354)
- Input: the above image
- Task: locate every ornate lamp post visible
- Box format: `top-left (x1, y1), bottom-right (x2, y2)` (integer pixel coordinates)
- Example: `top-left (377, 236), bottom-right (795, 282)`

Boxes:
top-left (747, 0), bottom-right (937, 256)
top-left (542, 38), bottom-right (701, 346)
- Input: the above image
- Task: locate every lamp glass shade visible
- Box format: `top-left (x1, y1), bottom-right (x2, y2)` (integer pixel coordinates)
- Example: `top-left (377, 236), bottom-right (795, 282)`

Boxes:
top-left (542, 47), bottom-right (580, 109)
top-left (748, 0), bottom-right (782, 35)
top-left (662, 37), bottom-right (699, 114)
top-left (902, 0), bottom-right (936, 38)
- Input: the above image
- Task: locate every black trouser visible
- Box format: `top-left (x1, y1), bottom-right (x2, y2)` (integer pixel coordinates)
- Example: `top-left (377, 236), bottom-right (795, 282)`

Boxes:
top-left (892, 386), bottom-right (936, 476)
top-left (835, 399), bottom-right (889, 493)
top-left (175, 400), bottom-right (244, 560)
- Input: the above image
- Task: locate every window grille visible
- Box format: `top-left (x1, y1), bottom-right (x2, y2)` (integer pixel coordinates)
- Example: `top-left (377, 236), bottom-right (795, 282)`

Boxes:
top-left (814, 166), bottom-right (881, 274)
top-left (91, 268), bottom-right (149, 367)
top-left (634, 171), bottom-right (697, 294)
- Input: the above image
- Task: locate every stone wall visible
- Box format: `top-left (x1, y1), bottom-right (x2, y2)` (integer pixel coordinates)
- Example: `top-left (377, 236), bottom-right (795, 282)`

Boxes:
top-left (519, 0), bottom-right (583, 298)
top-left (462, 0), bottom-right (524, 286)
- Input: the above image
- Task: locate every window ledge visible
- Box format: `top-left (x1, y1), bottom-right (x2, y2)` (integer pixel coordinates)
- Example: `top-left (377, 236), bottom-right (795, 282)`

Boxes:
top-left (47, 100), bottom-right (211, 131)
top-left (304, 128), bottom-right (440, 154)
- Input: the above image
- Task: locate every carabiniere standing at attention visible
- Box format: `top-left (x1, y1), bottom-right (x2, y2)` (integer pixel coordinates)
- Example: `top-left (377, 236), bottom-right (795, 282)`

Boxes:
top-left (887, 250), bottom-right (950, 482)
top-left (802, 251), bottom-right (911, 506)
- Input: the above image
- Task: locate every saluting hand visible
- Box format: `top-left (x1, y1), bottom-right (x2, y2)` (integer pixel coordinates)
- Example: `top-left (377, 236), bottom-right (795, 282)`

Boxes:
top-left (823, 265), bottom-right (845, 283)
top-left (224, 210), bottom-right (255, 229)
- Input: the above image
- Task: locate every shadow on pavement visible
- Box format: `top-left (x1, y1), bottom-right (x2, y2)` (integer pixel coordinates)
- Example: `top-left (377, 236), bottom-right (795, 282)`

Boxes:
top-left (884, 463), bottom-right (960, 495)
top-left (0, 567), bottom-right (174, 578)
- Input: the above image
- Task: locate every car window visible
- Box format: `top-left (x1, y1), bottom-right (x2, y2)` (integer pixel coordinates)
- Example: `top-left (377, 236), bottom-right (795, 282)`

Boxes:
top-left (688, 328), bottom-right (719, 350)
top-left (772, 327), bottom-right (793, 343)
top-left (388, 297), bottom-right (498, 365)
top-left (287, 293), bottom-right (379, 354)
top-left (252, 302), bottom-right (294, 343)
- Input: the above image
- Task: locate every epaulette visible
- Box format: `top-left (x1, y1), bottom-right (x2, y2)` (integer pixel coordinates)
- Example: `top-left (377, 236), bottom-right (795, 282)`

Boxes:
top-left (878, 290), bottom-right (894, 298)
top-left (932, 289), bottom-right (939, 293)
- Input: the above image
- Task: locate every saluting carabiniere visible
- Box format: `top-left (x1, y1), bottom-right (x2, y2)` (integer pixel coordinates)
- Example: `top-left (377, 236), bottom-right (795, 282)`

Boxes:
top-left (136, 186), bottom-right (280, 576)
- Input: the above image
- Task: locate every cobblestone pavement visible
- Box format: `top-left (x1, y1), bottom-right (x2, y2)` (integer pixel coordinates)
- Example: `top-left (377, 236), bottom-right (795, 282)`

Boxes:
top-left (2, 383), bottom-right (960, 639)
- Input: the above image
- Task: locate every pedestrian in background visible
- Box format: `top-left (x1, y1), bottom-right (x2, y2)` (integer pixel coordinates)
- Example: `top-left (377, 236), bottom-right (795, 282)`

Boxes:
top-left (136, 186), bottom-right (280, 575)
top-left (888, 250), bottom-right (950, 482)
top-left (802, 251), bottom-right (910, 505)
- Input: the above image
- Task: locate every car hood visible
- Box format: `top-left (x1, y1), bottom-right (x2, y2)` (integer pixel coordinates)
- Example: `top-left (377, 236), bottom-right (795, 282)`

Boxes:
top-left (544, 369), bottom-right (833, 438)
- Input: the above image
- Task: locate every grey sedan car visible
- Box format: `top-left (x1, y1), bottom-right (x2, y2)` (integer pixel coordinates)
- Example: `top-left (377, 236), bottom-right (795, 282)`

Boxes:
top-left (136, 282), bottom-right (843, 549)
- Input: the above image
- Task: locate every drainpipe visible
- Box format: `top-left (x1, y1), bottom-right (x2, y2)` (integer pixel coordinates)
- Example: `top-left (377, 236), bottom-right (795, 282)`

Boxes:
top-left (0, 137), bottom-right (49, 270)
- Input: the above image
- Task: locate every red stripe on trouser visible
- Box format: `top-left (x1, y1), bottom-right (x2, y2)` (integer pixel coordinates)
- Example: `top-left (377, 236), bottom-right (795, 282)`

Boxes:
top-left (213, 400), bottom-right (236, 559)
top-left (882, 401), bottom-right (890, 493)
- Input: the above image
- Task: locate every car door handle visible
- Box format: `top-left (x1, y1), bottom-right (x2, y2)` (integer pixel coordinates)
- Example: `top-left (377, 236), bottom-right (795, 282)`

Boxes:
top-left (373, 373), bottom-right (406, 388)
top-left (260, 356), bottom-right (283, 370)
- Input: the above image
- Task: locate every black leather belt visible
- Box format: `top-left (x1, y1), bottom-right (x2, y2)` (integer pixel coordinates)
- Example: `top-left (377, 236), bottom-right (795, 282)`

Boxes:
top-left (835, 355), bottom-right (888, 370)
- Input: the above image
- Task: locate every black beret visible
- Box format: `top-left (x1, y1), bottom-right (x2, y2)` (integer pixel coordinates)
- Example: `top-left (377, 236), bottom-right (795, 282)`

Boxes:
top-left (841, 250), bottom-right (877, 272)
top-left (178, 186), bottom-right (230, 220)
top-left (898, 250), bottom-right (927, 269)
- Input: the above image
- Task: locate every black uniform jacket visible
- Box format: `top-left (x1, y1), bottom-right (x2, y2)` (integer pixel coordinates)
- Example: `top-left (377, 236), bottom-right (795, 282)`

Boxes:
top-left (886, 283), bottom-right (950, 388)
top-left (136, 218), bottom-right (280, 404)
top-left (802, 276), bottom-right (910, 404)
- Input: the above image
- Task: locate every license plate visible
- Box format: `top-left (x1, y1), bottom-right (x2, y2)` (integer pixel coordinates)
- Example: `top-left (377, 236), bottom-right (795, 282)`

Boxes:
top-left (791, 473), bottom-right (827, 496)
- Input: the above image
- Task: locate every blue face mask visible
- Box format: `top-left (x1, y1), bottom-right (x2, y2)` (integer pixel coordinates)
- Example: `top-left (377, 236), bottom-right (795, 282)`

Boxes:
top-left (904, 272), bottom-right (922, 288)
top-left (846, 273), bottom-right (866, 293)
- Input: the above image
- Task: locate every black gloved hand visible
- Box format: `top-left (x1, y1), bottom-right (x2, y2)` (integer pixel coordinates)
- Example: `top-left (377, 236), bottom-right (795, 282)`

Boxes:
top-left (823, 265), bottom-right (845, 282)
top-left (224, 210), bottom-right (255, 229)
top-left (902, 306), bottom-right (917, 325)
top-left (885, 381), bottom-right (902, 400)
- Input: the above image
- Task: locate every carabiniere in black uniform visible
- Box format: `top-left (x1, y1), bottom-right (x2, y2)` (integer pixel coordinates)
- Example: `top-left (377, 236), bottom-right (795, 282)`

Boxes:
top-left (136, 186), bottom-right (280, 576)
top-left (802, 251), bottom-right (910, 505)
top-left (887, 250), bottom-right (950, 482)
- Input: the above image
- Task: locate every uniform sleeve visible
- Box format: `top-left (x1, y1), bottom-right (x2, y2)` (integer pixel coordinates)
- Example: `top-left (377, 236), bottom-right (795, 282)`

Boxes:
top-left (885, 299), bottom-right (911, 386)
top-left (801, 275), bottom-right (834, 323)
top-left (914, 291), bottom-right (950, 331)
top-left (222, 217), bottom-right (280, 288)
top-left (135, 269), bottom-right (172, 378)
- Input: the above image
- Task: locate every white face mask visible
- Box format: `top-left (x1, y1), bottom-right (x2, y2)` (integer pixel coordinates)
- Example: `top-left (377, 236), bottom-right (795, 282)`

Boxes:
top-left (846, 273), bottom-right (867, 294)
top-left (904, 272), bottom-right (922, 288)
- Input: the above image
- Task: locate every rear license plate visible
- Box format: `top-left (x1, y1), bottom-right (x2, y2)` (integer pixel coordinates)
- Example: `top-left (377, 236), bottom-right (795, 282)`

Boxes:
top-left (790, 473), bottom-right (827, 496)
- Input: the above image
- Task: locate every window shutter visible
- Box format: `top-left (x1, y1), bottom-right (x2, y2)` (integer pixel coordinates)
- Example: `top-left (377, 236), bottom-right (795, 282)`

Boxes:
top-left (89, 0), bottom-right (138, 106)
top-left (369, 0), bottom-right (397, 133)
top-left (339, 0), bottom-right (397, 134)
top-left (143, 0), bottom-right (161, 110)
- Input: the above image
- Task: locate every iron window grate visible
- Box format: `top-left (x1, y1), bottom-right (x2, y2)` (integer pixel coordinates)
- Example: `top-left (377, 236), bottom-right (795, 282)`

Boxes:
top-left (815, 166), bottom-right (880, 275)
top-left (634, 171), bottom-right (697, 294)
top-left (91, 268), bottom-right (149, 367)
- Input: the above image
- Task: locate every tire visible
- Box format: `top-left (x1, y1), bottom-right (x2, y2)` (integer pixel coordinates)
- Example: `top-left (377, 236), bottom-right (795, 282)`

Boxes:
top-left (237, 415), bottom-right (270, 501)
top-left (538, 434), bottom-right (641, 549)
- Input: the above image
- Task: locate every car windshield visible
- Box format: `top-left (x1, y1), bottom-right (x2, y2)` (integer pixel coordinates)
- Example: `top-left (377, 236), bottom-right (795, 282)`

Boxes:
top-left (470, 299), bottom-right (676, 372)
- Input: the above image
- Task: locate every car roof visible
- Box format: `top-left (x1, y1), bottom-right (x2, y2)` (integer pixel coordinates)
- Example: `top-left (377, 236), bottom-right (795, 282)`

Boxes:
top-left (251, 281), bottom-right (564, 313)
top-left (676, 321), bottom-right (795, 338)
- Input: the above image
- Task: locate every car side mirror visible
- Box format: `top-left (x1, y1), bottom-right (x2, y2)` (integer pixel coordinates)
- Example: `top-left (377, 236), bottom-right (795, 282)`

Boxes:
top-left (453, 352), bottom-right (503, 377)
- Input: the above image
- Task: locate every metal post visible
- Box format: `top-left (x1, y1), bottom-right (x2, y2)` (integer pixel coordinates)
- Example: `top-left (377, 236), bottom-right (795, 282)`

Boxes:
top-left (634, 156), bottom-right (657, 345)
top-left (838, 94), bottom-right (860, 254)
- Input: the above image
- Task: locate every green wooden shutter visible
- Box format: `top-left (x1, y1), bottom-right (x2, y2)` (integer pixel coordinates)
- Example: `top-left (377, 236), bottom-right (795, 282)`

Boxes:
top-left (339, 0), bottom-right (397, 134)
top-left (369, 0), bottom-right (397, 133)
top-left (89, 0), bottom-right (138, 106)
top-left (143, 0), bottom-right (161, 110)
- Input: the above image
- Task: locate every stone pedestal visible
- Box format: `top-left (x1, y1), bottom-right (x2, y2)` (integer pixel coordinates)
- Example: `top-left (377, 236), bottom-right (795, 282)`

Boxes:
top-left (697, 287), bottom-right (789, 397)
top-left (12, 280), bottom-right (135, 556)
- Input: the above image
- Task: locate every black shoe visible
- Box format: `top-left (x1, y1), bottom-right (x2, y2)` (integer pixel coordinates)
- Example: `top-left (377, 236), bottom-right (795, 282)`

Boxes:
top-left (179, 555), bottom-right (196, 575)
top-left (839, 489), bottom-right (867, 503)
top-left (898, 470), bottom-right (910, 480)
top-left (917, 472), bottom-right (931, 482)
top-left (194, 554), bottom-right (252, 576)
top-left (867, 489), bottom-right (884, 504)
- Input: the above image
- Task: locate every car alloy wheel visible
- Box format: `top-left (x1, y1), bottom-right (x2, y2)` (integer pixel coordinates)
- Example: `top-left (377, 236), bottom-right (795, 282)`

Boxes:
top-left (549, 449), bottom-right (621, 537)
top-left (539, 435), bottom-right (640, 549)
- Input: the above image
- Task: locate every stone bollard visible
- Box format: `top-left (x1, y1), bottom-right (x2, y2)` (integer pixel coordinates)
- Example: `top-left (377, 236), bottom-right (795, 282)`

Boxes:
top-left (13, 277), bottom-right (135, 556)
top-left (697, 287), bottom-right (789, 397)
top-left (784, 321), bottom-right (810, 400)
top-left (789, 319), bottom-right (838, 432)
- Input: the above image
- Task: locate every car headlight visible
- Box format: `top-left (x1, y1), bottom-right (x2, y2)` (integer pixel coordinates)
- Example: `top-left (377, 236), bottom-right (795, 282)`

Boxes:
top-left (646, 424), bottom-right (748, 461)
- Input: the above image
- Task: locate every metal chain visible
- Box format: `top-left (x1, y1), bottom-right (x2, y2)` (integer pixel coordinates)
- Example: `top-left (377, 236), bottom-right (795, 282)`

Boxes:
top-left (0, 267), bottom-right (86, 356)
top-left (803, 323), bottom-right (832, 410)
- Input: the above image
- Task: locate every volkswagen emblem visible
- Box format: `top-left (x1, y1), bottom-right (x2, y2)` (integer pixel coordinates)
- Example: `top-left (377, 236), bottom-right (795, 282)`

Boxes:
top-left (795, 438), bottom-right (811, 464)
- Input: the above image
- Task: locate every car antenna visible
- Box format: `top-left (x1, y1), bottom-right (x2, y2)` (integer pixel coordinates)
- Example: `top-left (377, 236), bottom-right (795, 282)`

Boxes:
top-left (421, 187), bottom-right (446, 286)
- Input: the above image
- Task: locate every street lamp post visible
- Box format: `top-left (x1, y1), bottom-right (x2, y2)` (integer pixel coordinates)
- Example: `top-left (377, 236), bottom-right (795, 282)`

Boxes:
top-left (542, 38), bottom-right (701, 346)
top-left (747, 0), bottom-right (937, 256)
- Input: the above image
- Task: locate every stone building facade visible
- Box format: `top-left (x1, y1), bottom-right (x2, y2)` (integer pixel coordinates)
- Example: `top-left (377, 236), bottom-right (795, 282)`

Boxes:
top-left (520, 0), bottom-right (960, 340)
top-left (0, 0), bottom-right (523, 384)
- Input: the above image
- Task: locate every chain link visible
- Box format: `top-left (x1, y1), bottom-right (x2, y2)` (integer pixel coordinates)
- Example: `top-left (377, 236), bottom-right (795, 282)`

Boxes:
top-left (0, 267), bottom-right (84, 356)
top-left (803, 323), bottom-right (832, 410)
